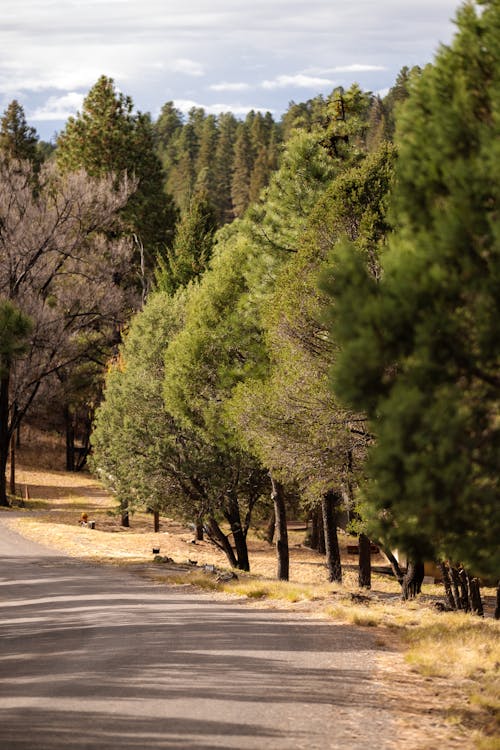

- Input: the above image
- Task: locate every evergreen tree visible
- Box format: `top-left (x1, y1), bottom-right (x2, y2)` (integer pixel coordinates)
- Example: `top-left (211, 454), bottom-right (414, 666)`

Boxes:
top-left (194, 114), bottom-right (218, 203)
top-left (0, 101), bottom-right (40, 168)
top-left (156, 191), bottom-right (217, 294)
top-left (167, 119), bottom-right (199, 211)
top-left (231, 124), bottom-right (253, 217)
top-left (56, 75), bottom-right (176, 266)
top-left (324, 0), bottom-right (500, 577)
top-left (213, 112), bottom-right (237, 224)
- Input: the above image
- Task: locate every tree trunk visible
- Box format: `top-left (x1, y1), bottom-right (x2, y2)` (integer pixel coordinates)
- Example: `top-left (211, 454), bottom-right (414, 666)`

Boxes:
top-left (265, 509), bottom-right (275, 545)
top-left (402, 560), bottom-right (424, 600)
top-left (377, 543), bottom-right (404, 584)
top-left (321, 491), bottom-right (342, 583)
top-left (120, 499), bottom-right (130, 528)
top-left (195, 518), bottom-right (204, 541)
top-left (495, 581), bottom-right (500, 620)
top-left (458, 567), bottom-right (471, 612)
top-left (153, 509), bottom-right (160, 533)
top-left (450, 565), bottom-right (463, 610)
top-left (225, 491), bottom-right (250, 572)
top-left (467, 575), bottom-right (483, 617)
top-left (206, 516), bottom-right (238, 568)
top-left (65, 406), bottom-right (75, 472)
top-left (358, 533), bottom-right (371, 589)
top-left (439, 561), bottom-right (457, 609)
top-left (0, 374), bottom-right (11, 507)
top-left (9, 431), bottom-right (16, 496)
top-left (270, 476), bottom-right (289, 581)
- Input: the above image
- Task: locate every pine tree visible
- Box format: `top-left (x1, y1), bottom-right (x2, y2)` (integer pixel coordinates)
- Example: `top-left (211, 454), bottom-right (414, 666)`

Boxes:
top-left (213, 112), bottom-right (237, 224)
top-left (231, 124), bottom-right (253, 217)
top-left (57, 76), bottom-right (176, 266)
top-left (0, 100), bottom-right (41, 169)
top-left (194, 114), bottom-right (218, 204)
top-left (156, 191), bottom-right (217, 294)
top-left (324, 0), bottom-right (500, 577)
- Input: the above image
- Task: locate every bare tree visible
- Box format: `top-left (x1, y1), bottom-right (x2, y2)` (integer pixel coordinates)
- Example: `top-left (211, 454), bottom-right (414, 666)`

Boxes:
top-left (0, 158), bottom-right (135, 504)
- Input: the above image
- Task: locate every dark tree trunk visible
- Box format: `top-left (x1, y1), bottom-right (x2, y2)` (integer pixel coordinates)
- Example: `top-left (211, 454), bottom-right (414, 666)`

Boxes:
top-left (153, 509), bottom-right (160, 533)
top-left (402, 560), bottom-right (424, 600)
top-left (270, 476), bottom-right (289, 581)
top-left (467, 575), bottom-right (483, 617)
top-left (195, 518), bottom-right (204, 541)
top-left (16, 421), bottom-right (21, 449)
top-left (265, 509), bottom-right (275, 545)
top-left (358, 533), bottom-right (371, 589)
top-left (450, 566), bottom-right (463, 610)
top-left (495, 581), bottom-right (500, 620)
top-left (0, 374), bottom-right (11, 507)
top-left (206, 516), bottom-right (238, 568)
top-left (321, 491), bottom-right (342, 583)
top-left (379, 544), bottom-right (404, 584)
top-left (65, 406), bottom-right (75, 472)
top-left (440, 561), bottom-right (457, 609)
top-left (9, 431), bottom-right (16, 496)
top-left (458, 567), bottom-right (471, 612)
top-left (225, 491), bottom-right (250, 572)
top-left (120, 499), bottom-right (130, 528)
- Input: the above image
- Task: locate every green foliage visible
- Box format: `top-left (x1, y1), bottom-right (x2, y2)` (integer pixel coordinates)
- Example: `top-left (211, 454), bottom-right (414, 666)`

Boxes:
top-left (56, 75), bottom-right (176, 264)
top-left (155, 191), bottom-right (217, 294)
top-left (324, 0), bottom-right (500, 575)
top-left (0, 300), bottom-right (33, 376)
top-left (0, 101), bottom-right (41, 171)
top-left (230, 143), bottom-right (394, 503)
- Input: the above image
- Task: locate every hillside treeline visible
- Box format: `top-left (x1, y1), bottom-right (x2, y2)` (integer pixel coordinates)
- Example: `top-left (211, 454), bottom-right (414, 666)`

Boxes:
top-left (1, 1), bottom-right (498, 612)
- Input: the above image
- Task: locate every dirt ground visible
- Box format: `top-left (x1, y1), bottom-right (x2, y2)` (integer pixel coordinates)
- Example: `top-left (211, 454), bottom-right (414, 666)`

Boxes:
top-left (1, 428), bottom-right (495, 749)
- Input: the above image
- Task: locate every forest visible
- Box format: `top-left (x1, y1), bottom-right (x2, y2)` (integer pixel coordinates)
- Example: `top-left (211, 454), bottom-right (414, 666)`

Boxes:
top-left (0, 0), bottom-right (498, 615)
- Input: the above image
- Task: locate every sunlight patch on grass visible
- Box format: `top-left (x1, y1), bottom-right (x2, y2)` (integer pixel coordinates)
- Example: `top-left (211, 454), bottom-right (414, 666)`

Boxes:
top-left (220, 578), bottom-right (325, 603)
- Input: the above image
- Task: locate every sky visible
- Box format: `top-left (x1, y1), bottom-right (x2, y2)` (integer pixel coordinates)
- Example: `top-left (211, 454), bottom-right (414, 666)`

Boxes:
top-left (1, 0), bottom-right (462, 141)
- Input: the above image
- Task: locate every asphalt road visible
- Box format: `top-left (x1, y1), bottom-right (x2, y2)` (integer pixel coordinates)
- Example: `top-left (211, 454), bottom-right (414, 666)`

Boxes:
top-left (0, 519), bottom-right (394, 750)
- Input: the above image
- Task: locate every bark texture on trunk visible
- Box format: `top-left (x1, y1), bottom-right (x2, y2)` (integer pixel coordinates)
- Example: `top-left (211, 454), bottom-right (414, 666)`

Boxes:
top-left (321, 491), bottom-right (342, 583)
top-left (0, 374), bottom-right (11, 506)
top-left (468, 575), bottom-right (484, 617)
top-left (9, 431), bottom-right (16, 496)
top-left (270, 476), bottom-right (289, 581)
top-left (358, 533), bottom-right (371, 589)
top-left (195, 519), bottom-right (204, 541)
top-left (379, 545), bottom-right (404, 584)
top-left (495, 581), bottom-right (500, 620)
top-left (306, 506), bottom-right (326, 554)
top-left (265, 509), bottom-right (276, 545)
top-left (440, 561), bottom-right (457, 609)
top-left (120, 499), bottom-right (130, 528)
top-left (65, 406), bottom-right (75, 472)
top-left (153, 509), bottom-right (160, 533)
top-left (225, 491), bottom-right (250, 572)
top-left (402, 560), bottom-right (424, 600)
top-left (206, 516), bottom-right (238, 569)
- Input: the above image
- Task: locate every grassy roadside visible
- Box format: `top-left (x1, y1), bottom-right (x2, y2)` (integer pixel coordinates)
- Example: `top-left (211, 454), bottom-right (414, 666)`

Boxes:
top-left (2, 430), bottom-right (499, 748)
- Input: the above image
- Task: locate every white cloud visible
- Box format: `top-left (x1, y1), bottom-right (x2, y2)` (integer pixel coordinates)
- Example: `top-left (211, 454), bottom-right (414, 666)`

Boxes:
top-left (261, 74), bottom-right (336, 90)
top-left (304, 64), bottom-right (388, 74)
top-left (174, 99), bottom-right (274, 116)
top-left (30, 92), bottom-right (85, 121)
top-left (209, 82), bottom-right (251, 92)
top-left (171, 58), bottom-right (205, 77)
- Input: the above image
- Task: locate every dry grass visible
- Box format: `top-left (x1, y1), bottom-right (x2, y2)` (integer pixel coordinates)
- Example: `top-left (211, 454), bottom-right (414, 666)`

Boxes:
top-left (2, 427), bottom-right (499, 749)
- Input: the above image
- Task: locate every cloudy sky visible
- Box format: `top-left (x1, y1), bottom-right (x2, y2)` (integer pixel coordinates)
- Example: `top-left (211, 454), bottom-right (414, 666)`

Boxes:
top-left (2, 0), bottom-right (461, 141)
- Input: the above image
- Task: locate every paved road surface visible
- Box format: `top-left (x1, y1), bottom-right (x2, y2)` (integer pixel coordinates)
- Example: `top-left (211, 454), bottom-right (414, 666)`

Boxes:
top-left (0, 519), bottom-right (394, 749)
